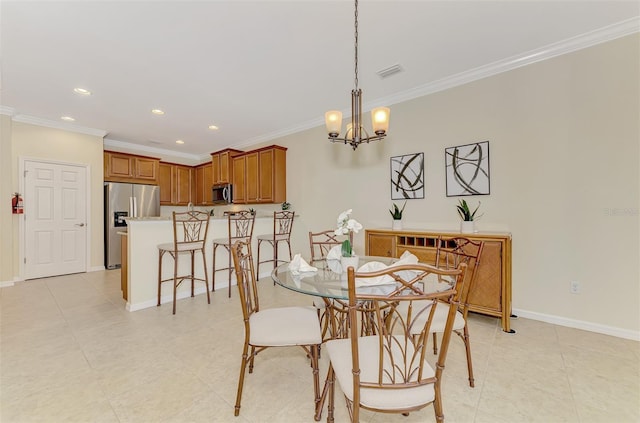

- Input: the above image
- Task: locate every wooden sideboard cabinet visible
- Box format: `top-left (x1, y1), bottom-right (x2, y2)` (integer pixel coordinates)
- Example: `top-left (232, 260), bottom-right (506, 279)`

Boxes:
top-left (159, 162), bottom-right (193, 205)
top-left (104, 151), bottom-right (159, 184)
top-left (365, 228), bottom-right (513, 333)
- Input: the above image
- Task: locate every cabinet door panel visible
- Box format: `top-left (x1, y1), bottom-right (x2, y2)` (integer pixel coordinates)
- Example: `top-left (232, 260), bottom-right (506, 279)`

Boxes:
top-left (232, 157), bottom-right (247, 203)
top-left (367, 233), bottom-right (395, 257)
top-left (258, 149), bottom-right (274, 202)
top-left (246, 153), bottom-right (259, 203)
top-left (135, 158), bottom-right (158, 180)
top-left (109, 154), bottom-right (135, 178)
top-left (176, 166), bottom-right (192, 205)
top-left (158, 163), bottom-right (173, 204)
top-left (211, 154), bottom-right (221, 184)
top-left (467, 241), bottom-right (502, 311)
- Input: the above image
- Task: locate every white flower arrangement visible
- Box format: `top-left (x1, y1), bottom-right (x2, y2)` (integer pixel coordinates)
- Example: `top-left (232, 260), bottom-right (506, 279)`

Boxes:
top-left (334, 209), bottom-right (363, 257)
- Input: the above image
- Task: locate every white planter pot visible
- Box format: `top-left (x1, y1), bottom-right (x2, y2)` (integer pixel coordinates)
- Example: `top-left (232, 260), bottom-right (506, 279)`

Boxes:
top-left (340, 255), bottom-right (360, 278)
top-left (460, 221), bottom-right (475, 234)
top-left (392, 219), bottom-right (403, 230)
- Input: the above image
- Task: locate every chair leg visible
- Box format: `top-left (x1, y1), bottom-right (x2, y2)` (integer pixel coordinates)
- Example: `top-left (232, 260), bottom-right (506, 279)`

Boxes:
top-left (227, 246), bottom-right (233, 298)
top-left (190, 251), bottom-right (195, 297)
top-left (157, 250), bottom-right (163, 306)
top-left (461, 325), bottom-right (475, 387)
top-left (211, 244), bottom-right (217, 292)
top-left (256, 239), bottom-right (262, 280)
top-left (326, 365), bottom-right (336, 423)
top-left (172, 252), bottom-right (178, 315)
top-left (202, 249), bottom-right (211, 304)
top-left (234, 341), bottom-right (250, 416)
top-left (309, 344), bottom-right (320, 414)
top-left (432, 332), bottom-right (438, 354)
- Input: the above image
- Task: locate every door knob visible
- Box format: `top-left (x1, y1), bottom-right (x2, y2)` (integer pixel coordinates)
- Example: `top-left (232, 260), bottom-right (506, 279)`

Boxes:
top-left (75, 223), bottom-right (85, 227)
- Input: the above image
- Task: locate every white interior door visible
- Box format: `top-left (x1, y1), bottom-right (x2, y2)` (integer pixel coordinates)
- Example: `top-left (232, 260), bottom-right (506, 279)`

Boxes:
top-left (24, 160), bottom-right (87, 279)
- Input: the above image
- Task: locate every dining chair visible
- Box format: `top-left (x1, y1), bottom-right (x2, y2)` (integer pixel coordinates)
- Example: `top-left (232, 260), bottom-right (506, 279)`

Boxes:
top-left (256, 211), bottom-right (295, 281)
top-left (308, 229), bottom-right (353, 268)
top-left (211, 210), bottom-right (255, 297)
top-left (308, 229), bottom-right (353, 339)
top-left (157, 211), bottom-right (211, 314)
top-left (230, 240), bottom-right (322, 417)
top-left (405, 236), bottom-right (484, 388)
top-left (322, 262), bottom-right (466, 423)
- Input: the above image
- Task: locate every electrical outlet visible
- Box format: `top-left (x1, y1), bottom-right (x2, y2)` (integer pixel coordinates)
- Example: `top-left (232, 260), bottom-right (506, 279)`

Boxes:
top-left (570, 280), bottom-right (581, 294)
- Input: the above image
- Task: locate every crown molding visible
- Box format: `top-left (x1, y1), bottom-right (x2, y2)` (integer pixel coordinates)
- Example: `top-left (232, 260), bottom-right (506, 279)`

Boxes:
top-left (378, 17), bottom-right (640, 109)
top-left (103, 138), bottom-right (206, 162)
top-left (252, 17), bottom-right (640, 145)
top-left (10, 114), bottom-right (107, 138)
top-left (0, 106), bottom-right (16, 116)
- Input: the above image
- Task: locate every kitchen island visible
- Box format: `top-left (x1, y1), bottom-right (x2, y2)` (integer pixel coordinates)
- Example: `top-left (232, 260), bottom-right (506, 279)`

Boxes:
top-left (123, 213), bottom-right (285, 311)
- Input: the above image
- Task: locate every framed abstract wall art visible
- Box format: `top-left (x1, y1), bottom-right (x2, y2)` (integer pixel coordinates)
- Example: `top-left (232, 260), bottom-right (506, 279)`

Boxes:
top-left (390, 153), bottom-right (424, 200)
top-left (445, 141), bottom-right (490, 196)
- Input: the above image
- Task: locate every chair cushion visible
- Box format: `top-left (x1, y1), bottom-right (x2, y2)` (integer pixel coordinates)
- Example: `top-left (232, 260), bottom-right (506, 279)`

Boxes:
top-left (249, 306), bottom-right (322, 346)
top-left (211, 236), bottom-right (250, 246)
top-left (157, 241), bottom-right (204, 252)
top-left (326, 336), bottom-right (436, 410)
top-left (257, 234), bottom-right (290, 241)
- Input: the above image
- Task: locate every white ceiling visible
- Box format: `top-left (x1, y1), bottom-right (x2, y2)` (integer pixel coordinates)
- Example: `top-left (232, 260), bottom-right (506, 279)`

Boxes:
top-left (1, 1), bottom-right (638, 160)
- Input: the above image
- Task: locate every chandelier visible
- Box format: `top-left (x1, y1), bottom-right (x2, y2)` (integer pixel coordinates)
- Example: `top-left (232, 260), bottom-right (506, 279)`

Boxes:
top-left (325, 0), bottom-right (390, 150)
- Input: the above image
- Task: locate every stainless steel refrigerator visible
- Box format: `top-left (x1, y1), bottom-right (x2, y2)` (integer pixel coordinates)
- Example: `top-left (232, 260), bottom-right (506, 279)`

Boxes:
top-left (104, 182), bottom-right (160, 269)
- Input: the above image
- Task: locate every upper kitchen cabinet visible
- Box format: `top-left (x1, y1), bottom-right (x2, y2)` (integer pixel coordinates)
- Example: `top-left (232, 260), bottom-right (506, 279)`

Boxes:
top-left (159, 162), bottom-right (193, 206)
top-left (194, 162), bottom-right (213, 206)
top-left (211, 149), bottom-right (243, 185)
top-left (104, 151), bottom-right (160, 184)
top-left (232, 145), bottom-right (286, 204)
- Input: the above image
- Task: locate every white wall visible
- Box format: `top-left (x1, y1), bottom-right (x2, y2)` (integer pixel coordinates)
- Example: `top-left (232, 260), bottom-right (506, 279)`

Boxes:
top-left (272, 34), bottom-right (640, 337)
top-left (8, 122), bottom-right (105, 275)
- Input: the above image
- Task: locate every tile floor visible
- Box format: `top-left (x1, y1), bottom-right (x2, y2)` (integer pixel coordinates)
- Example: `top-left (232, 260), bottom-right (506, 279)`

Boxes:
top-left (1, 270), bottom-right (639, 423)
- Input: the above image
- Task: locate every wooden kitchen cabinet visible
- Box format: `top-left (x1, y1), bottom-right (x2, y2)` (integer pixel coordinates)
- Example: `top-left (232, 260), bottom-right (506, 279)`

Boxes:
top-left (194, 162), bottom-right (213, 205)
top-left (232, 145), bottom-right (286, 204)
top-left (211, 148), bottom-right (243, 185)
top-left (159, 162), bottom-right (193, 205)
top-left (365, 228), bottom-right (513, 333)
top-left (104, 151), bottom-right (159, 184)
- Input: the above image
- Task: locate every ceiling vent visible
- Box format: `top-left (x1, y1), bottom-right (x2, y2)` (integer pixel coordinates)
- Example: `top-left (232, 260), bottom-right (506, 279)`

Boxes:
top-left (376, 64), bottom-right (403, 79)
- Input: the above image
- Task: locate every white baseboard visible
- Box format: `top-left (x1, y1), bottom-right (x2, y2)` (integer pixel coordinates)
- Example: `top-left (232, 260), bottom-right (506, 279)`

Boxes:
top-left (88, 265), bottom-right (105, 272)
top-left (513, 308), bottom-right (640, 341)
top-left (0, 276), bottom-right (22, 288)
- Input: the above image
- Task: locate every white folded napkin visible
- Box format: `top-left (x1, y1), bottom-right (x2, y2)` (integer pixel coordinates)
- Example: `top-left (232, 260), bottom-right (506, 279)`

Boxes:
top-left (354, 261), bottom-right (395, 286)
top-left (288, 254), bottom-right (318, 276)
top-left (326, 245), bottom-right (343, 273)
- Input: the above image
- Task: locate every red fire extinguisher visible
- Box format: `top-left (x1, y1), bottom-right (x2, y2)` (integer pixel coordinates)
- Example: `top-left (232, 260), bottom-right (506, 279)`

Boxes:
top-left (12, 193), bottom-right (23, 214)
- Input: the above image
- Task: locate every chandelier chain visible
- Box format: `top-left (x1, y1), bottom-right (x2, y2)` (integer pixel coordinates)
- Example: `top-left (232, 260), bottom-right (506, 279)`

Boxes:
top-left (354, 0), bottom-right (359, 90)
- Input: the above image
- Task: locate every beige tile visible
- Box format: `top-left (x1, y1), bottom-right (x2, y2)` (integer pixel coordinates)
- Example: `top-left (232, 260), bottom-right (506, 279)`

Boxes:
top-left (2, 269), bottom-right (639, 423)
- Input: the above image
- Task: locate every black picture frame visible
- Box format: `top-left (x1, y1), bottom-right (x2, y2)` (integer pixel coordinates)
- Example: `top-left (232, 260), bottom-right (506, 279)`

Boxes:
top-left (390, 153), bottom-right (425, 200)
top-left (445, 141), bottom-right (490, 197)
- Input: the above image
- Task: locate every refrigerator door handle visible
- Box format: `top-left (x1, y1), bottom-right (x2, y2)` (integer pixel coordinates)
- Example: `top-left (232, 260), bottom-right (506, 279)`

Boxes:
top-left (133, 197), bottom-right (138, 217)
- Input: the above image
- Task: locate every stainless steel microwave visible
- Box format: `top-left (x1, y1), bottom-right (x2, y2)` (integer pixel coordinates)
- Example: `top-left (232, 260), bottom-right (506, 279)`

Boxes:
top-left (212, 183), bottom-right (233, 204)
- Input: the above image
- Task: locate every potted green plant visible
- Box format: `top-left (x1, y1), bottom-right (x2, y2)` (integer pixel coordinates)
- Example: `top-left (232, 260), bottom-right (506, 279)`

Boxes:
top-left (389, 201), bottom-right (406, 230)
top-left (281, 201), bottom-right (291, 211)
top-left (456, 199), bottom-right (482, 233)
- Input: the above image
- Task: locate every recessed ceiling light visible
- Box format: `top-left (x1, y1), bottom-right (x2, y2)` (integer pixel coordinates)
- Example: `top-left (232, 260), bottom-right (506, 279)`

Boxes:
top-left (61, 116), bottom-right (75, 122)
top-left (151, 109), bottom-right (165, 115)
top-left (73, 87), bottom-right (92, 95)
top-left (208, 125), bottom-right (219, 131)
top-left (175, 140), bottom-right (184, 144)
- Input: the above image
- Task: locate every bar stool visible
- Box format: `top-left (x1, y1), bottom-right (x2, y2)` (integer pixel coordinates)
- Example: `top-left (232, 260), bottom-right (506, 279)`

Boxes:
top-left (157, 211), bottom-right (211, 314)
top-left (256, 211), bottom-right (295, 280)
top-left (211, 210), bottom-right (255, 297)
